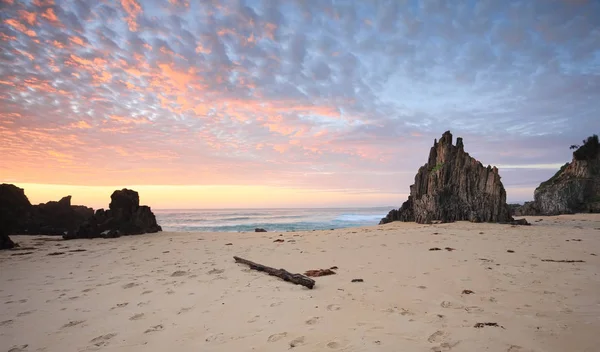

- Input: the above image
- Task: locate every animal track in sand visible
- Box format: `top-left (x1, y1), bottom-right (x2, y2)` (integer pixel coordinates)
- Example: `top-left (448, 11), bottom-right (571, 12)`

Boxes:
top-left (61, 320), bottom-right (85, 329)
top-left (144, 324), bottom-right (164, 333)
top-left (326, 304), bottom-right (341, 311)
top-left (130, 313), bottom-right (145, 321)
top-left (267, 332), bottom-right (287, 342)
top-left (305, 316), bottom-right (320, 325)
top-left (90, 333), bottom-right (117, 347)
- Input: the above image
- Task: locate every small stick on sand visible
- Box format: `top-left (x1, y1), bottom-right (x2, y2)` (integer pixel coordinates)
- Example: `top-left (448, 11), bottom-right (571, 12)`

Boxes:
top-left (233, 256), bottom-right (315, 289)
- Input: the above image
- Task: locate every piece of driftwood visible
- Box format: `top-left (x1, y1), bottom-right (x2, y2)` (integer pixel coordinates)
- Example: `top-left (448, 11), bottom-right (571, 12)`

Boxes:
top-left (233, 256), bottom-right (315, 289)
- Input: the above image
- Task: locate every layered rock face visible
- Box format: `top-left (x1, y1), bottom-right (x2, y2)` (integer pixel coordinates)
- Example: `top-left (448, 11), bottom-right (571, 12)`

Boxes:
top-left (517, 137), bottom-right (600, 215)
top-left (380, 131), bottom-right (513, 224)
top-left (66, 189), bottom-right (162, 239)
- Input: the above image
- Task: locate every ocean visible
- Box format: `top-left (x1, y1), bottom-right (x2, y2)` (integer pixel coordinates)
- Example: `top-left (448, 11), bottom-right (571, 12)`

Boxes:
top-left (154, 207), bottom-right (391, 232)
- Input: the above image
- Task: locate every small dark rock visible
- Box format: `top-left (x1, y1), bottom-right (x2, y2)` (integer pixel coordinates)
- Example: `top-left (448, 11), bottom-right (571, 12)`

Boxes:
top-left (255, 228), bottom-right (267, 232)
top-left (462, 289), bottom-right (475, 295)
top-left (429, 247), bottom-right (442, 251)
top-left (330, 266), bottom-right (338, 270)
top-left (273, 239), bottom-right (284, 243)
top-left (225, 243), bottom-right (233, 246)
top-left (444, 247), bottom-right (456, 251)
top-left (507, 250), bottom-right (515, 253)
top-left (351, 279), bottom-right (364, 283)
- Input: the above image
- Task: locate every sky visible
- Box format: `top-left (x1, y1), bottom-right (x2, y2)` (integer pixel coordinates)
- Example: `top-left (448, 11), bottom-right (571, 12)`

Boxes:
top-left (0, 0), bottom-right (599, 209)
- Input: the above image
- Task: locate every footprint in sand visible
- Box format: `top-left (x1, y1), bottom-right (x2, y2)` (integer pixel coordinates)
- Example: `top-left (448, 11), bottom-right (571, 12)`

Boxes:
top-left (208, 269), bottom-right (224, 275)
top-left (440, 301), bottom-right (465, 309)
top-left (129, 313), bottom-right (145, 321)
top-left (111, 302), bottom-right (129, 310)
top-left (305, 316), bottom-right (320, 325)
top-left (326, 304), bottom-right (341, 311)
top-left (290, 336), bottom-right (306, 348)
top-left (144, 324), bottom-right (164, 333)
top-left (90, 333), bottom-right (117, 347)
top-left (61, 320), bottom-right (85, 329)
top-left (327, 341), bottom-right (341, 349)
top-left (122, 282), bottom-right (139, 289)
top-left (267, 332), bottom-right (287, 342)
top-left (464, 306), bottom-right (484, 313)
top-left (431, 341), bottom-right (460, 352)
top-left (171, 271), bottom-right (187, 277)
top-left (8, 345), bottom-right (28, 352)
top-left (177, 307), bottom-right (193, 315)
top-left (1, 319), bottom-right (14, 327)
top-left (17, 310), bottom-right (35, 317)
top-left (427, 330), bottom-right (445, 343)
top-left (141, 290), bottom-right (153, 295)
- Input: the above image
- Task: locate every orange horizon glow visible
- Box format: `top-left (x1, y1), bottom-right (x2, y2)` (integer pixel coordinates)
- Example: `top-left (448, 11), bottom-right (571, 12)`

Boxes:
top-left (8, 183), bottom-right (406, 210)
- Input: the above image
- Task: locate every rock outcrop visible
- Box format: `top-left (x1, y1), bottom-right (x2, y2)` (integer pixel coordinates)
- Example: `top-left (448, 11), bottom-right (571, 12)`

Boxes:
top-left (0, 184), bottom-right (32, 249)
top-left (380, 131), bottom-right (513, 224)
top-left (516, 135), bottom-right (600, 215)
top-left (25, 196), bottom-right (94, 236)
top-left (65, 189), bottom-right (162, 239)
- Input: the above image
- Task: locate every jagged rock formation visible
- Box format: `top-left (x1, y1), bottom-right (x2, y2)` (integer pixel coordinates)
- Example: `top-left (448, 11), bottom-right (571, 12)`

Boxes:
top-left (380, 131), bottom-right (513, 224)
top-left (65, 189), bottom-right (162, 239)
top-left (24, 196), bottom-right (94, 236)
top-left (1, 184), bottom-right (95, 238)
top-left (0, 184), bottom-right (31, 249)
top-left (516, 135), bottom-right (600, 215)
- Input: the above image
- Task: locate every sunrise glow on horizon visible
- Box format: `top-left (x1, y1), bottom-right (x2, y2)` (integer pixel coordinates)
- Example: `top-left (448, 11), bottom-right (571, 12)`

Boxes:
top-left (1, 0), bottom-right (598, 208)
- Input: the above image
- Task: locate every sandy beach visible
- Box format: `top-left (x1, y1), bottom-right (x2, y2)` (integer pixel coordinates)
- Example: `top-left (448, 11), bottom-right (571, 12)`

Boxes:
top-left (2, 214), bottom-right (600, 352)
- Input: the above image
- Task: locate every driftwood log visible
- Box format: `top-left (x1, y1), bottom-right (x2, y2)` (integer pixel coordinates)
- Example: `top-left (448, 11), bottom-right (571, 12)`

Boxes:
top-left (233, 256), bottom-right (315, 289)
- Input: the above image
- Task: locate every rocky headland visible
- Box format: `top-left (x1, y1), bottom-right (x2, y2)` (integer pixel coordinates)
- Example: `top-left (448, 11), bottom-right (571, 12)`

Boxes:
top-left (514, 134), bottom-right (600, 216)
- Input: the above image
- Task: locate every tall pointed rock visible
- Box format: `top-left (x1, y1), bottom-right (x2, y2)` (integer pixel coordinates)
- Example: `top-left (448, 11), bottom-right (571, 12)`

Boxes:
top-left (381, 131), bottom-right (512, 224)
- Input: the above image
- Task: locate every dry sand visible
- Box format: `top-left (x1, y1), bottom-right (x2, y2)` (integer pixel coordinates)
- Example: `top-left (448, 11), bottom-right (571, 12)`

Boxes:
top-left (1, 214), bottom-right (600, 352)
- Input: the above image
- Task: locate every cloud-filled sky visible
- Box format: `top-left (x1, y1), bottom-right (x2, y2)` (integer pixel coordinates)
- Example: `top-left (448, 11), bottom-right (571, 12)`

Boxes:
top-left (1, 0), bottom-right (599, 208)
